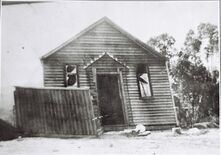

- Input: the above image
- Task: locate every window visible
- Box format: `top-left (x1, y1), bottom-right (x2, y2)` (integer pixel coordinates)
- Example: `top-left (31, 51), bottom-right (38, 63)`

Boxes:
top-left (136, 64), bottom-right (152, 97)
top-left (65, 64), bottom-right (78, 87)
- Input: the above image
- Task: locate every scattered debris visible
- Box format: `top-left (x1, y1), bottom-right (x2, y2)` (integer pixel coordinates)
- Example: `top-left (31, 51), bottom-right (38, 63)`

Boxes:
top-left (206, 122), bottom-right (219, 128)
top-left (121, 124), bottom-right (151, 137)
top-left (16, 136), bottom-right (23, 141)
top-left (193, 123), bottom-right (207, 129)
top-left (193, 122), bottom-right (219, 129)
top-left (171, 127), bottom-right (210, 136)
top-left (138, 131), bottom-right (151, 136)
top-left (134, 124), bottom-right (146, 133)
top-left (187, 128), bottom-right (209, 135)
top-left (172, 127), bottom-right (182, 135)
top-left (0, 129), bottom-right (219, 154)
top-left (187, 128), bottom-right (201, 135)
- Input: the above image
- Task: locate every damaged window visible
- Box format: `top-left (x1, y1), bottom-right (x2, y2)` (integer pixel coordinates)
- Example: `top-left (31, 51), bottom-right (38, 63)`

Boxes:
top-left (65, 64), bottom-right (78, 87)
top-left (136, 64), bottom-right (152, 97)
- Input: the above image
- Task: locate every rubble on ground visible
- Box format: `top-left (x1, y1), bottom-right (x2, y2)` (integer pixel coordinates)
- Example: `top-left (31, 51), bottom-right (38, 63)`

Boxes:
top-left (137, 131), bottom-right (151, 136)
top-left (193, 122), bottom-right (219, 129)
top-left (193, 123), bottom-right (207, 129)
top-left (172, 127), bottom-right (182, 134)
top-left (187, 128), bottom-right (201, 135)
top-left (186, 127), bottom-right (208, 135)
top-left (134, 124), bottom-right (146, 133)
top-left (171, 127), bottom-right (209, 136)
top-left (120, 124), bottom-right (151, 137)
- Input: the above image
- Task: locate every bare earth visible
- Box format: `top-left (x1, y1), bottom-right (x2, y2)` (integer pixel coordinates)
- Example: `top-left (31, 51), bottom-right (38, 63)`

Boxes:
top-left (0, 129), bottom-right (219, 155)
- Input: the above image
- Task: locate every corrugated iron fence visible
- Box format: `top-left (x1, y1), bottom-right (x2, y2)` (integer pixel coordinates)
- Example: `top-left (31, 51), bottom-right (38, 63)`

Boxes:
top-left (14, 86), bottom-right (100, 137)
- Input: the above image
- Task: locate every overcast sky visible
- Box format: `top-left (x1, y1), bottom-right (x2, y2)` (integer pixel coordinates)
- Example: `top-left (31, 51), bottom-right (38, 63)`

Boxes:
top-left (0, 1), bottom-right (219, 118)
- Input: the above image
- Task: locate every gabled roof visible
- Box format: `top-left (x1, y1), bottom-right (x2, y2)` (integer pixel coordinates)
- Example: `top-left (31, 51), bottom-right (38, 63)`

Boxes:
top-left (41, 17), bottom-right (167, 60)
top-left (83, 52), bottom-right (129, 69)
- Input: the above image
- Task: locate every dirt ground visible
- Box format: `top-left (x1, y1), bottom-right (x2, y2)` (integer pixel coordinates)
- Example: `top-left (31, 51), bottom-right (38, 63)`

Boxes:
top-left (0, 129), bottom-right (219, 155)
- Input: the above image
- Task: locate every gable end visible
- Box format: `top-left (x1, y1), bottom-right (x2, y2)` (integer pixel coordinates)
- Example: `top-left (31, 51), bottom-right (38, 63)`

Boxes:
top-left (41, 17), bottom-right (167, 61)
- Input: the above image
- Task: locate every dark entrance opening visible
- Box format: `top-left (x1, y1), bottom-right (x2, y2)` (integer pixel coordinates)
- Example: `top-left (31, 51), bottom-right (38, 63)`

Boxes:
top-left (97, 74), bottom-right (124, 126)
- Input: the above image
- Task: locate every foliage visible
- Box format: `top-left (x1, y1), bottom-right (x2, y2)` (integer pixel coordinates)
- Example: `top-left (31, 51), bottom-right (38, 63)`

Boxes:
top-left (197, 23), bottom-right (219, 58)
top-left (147, 23), bottom-right (219, 128)
top-left (171, 50), bottom-right (219, 126)
top-left (147, 33), bottom-right (176, 59)
top-left (183, 29), bottom-right (202, 62)
top-left (171, 24), bottom-right (219, 127)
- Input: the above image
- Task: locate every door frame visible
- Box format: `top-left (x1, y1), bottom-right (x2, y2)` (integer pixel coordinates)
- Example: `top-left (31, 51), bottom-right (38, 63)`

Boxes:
top-left (95, 68), bottom-right (129, 127)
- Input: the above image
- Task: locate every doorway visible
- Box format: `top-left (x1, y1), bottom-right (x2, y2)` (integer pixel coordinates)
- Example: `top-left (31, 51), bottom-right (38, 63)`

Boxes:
top-left (97, 74), bottom-right (125, 126)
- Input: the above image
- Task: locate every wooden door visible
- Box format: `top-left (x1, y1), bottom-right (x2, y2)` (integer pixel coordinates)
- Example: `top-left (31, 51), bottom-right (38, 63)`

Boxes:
top-left (97, 74), bottom-right (124, 125)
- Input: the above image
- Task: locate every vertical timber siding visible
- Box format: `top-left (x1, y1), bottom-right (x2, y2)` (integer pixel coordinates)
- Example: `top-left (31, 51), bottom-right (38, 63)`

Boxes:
top-left (42, 21), bottom-right (176, 126)
top-left (14, 87), bottom-right (99, 136)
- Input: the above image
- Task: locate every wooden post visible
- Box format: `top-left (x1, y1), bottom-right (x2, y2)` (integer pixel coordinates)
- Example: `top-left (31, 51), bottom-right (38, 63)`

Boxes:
top-left (91, 67), bottom-right (103, 135)
top-left (165, 61), bottom-right (179, 126)
top-left (14, 90), bottom-right (21, 129)
top-left (117, 68), bottom-right (129, 126)
top-left (92, 67), bottom-right (96, 83)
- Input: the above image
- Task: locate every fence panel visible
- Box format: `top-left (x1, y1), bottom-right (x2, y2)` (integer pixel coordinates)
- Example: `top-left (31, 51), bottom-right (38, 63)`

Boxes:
top-left (14, 86), bottom-right (99, 137)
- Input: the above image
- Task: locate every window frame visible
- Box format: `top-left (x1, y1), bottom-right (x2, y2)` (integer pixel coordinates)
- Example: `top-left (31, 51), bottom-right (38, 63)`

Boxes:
top-left (64, 63), bottom-right (80, 87)
top-left (136, 64), bottom-right (153, 99)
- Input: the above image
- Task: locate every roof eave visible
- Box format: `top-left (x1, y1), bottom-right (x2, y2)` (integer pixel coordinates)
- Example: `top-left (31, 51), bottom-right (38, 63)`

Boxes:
top-left (103, 18), bottom-right (167, 61)
top-left (41, 17), bottom-right (167, 61)
top-left (41, 17), bottom-right (109, 60)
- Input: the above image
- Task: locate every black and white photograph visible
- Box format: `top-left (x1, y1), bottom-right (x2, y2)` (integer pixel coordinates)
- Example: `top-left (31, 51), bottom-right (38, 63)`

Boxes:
top-left (0, 0), bottom-right (220, 154)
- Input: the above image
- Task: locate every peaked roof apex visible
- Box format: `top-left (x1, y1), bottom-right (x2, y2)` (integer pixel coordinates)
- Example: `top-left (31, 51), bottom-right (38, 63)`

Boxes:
top-left (84, 52), bottom-right (129, 69)
top-left (97, 16), bottom-right (113, 22)
top-left (41, 17), bottom-right (167, 60)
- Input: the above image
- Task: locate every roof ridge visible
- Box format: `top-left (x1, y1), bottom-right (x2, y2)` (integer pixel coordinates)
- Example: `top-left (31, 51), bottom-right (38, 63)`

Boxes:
top-left (102, 18), bottom-right (166, 59)
top-left (41, 17), bottom-right (107, 59)
top-left (41, 17), bottom-right (167, 60)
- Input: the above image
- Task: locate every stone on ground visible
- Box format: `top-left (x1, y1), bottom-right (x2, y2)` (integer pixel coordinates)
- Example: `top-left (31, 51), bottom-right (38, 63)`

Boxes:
top-left (188, 128), bottom-right (201, 135)
top-left (207, 122), bottom-right (219, 128)
top-left (138, 131), bottom-right (151, 136)
top-left (134, 124), bottom-right (146, 133)
top-left (172, 127), bottom-right (182, 134)
top-left (193, 123), bottom-right (208, 129)
top-left (193, 122), bottom-right (219, 129)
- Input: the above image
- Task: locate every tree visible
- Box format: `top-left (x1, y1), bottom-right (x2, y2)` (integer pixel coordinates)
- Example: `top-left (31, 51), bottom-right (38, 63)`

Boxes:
top-left (171, 24), bottom-right (219, 127)
top-left (172, 56), bottom-right (213, 125)
top-left (197, 23), bottom-right (219, 59)
top-left (183, 29), bottom-right (202, 64)
top-left (147, 24), bottom-right (219, 127)
top-left (147, 33), bottom-right (176, 59)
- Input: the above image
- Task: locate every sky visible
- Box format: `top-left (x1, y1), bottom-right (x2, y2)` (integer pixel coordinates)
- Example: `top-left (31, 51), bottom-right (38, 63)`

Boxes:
top-left (1, 1), bottom-right (219, 122)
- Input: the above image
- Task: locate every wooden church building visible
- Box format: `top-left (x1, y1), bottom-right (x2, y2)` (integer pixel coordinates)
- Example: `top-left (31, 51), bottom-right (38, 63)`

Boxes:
top-left (41, 17), bottom-right (178, 130)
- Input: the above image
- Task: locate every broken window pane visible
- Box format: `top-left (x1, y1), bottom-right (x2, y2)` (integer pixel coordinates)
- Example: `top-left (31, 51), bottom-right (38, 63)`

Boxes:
top-left (65, 64), bottom-right (78, 87)
top-left (137, 64), bottom-right (152, 97)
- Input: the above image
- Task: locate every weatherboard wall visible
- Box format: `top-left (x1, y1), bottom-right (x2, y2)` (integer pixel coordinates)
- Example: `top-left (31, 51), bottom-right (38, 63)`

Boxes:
top-left (42, 21), bottom-right (176, 126)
